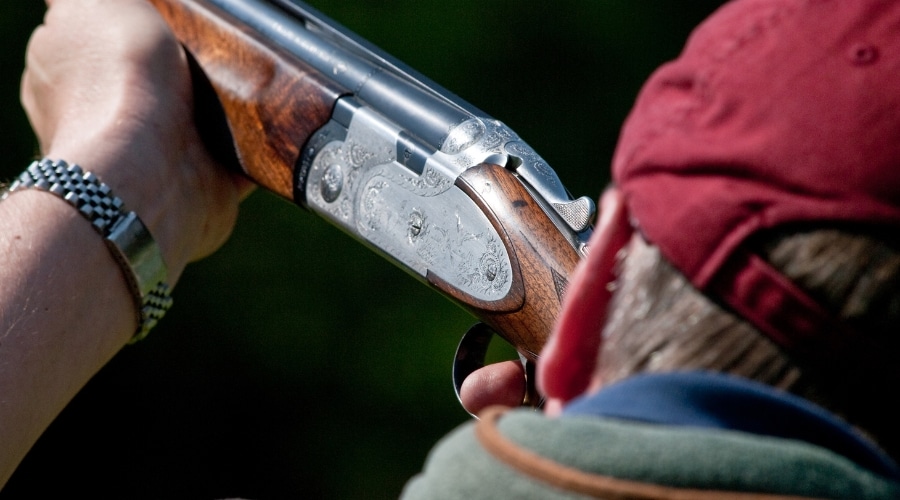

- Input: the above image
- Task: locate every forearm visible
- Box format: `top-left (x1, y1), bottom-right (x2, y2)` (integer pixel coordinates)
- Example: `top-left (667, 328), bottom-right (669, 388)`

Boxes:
top-left (0, 0), bottom-right (250, 484)
top-left (0, 189), bottom-right (138, 485)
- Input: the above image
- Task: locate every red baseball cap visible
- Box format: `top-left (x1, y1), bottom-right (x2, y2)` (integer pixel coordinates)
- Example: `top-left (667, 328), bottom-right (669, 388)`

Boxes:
top-left (613, 0), bottom-right (900, 351)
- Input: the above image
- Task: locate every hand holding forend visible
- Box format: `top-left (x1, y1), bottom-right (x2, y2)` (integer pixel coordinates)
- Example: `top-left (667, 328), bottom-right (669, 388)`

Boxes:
top-left (148, 0), bottom-right (596, 405)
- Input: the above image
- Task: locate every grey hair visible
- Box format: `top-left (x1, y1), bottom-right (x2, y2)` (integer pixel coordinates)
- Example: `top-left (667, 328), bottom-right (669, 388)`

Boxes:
top-left (597, 230), bottom-right (900, 457)
top-left (598, 235), bottom-right (798, 388)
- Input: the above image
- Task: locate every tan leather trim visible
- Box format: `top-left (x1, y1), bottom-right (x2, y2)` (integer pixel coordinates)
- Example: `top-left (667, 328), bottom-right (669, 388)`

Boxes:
top-left (475, 406), bottom-right (822, 500)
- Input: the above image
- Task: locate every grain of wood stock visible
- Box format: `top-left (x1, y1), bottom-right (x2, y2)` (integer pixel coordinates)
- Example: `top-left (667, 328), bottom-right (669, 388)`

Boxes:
top-left (149, 0), bottom-right (343, 199)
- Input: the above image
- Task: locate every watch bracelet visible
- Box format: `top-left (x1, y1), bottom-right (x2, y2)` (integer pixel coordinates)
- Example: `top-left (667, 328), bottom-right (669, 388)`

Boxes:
top-left (4, 158), bottom-right (172, 342)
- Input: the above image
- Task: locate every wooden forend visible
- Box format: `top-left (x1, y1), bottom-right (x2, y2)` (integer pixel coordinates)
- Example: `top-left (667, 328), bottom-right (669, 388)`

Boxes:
top-left (150, 0), bottom-right (344, 199)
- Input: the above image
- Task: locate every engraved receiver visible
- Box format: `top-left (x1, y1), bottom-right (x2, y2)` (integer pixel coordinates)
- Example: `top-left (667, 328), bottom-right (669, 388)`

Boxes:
top-left (148, 0), bottom-right (595, 404)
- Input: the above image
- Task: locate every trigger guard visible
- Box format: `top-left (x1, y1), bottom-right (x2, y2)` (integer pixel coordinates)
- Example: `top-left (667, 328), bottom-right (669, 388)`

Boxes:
top-left (452, 323), bottom-right (495, 416)
top-left (453, 323), bottom-right (543, 417)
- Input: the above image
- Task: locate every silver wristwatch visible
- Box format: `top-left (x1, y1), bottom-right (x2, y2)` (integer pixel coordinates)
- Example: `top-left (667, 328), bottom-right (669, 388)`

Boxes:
top-left (5, 159), bottom-right (173, 342)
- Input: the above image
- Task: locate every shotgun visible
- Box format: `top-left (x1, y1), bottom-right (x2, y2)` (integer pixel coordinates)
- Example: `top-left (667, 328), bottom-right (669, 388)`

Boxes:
top-left (147, 0), bottom-right (594, 404)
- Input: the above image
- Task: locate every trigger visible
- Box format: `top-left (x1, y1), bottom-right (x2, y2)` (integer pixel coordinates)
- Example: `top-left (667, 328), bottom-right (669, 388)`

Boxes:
top-left (519, 355), bottom-right (542, 408)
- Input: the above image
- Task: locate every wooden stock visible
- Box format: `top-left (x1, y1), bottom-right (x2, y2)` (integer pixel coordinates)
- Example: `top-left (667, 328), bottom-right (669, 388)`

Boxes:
top-left (438, 164), bottom-right (582, 359)
top-left (149, 0), bottom-right (343, 199)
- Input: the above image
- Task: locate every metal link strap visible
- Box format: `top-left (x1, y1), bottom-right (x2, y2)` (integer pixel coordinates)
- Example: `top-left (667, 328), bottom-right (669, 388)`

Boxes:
top-left (7, 159), bottom-right (172, 342)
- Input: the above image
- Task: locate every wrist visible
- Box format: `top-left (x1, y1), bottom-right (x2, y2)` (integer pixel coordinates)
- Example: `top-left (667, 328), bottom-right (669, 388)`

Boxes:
top-left (44, 131), bottom-right (239, 284)
top-left (5, 159), bottom-right (173, 341)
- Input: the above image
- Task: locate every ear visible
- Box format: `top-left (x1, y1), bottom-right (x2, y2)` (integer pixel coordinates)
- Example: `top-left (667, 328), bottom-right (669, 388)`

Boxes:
top-left (537, 187), bottom-right (632, 409)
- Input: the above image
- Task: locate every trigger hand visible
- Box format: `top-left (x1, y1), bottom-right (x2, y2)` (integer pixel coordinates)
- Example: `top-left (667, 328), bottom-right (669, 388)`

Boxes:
top-left (459, 361), bottom-right (526, 416)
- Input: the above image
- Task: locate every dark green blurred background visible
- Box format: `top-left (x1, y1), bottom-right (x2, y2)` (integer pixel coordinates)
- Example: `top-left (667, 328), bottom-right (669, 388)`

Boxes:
top-left (0, 1), bottom-right (725, 498)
